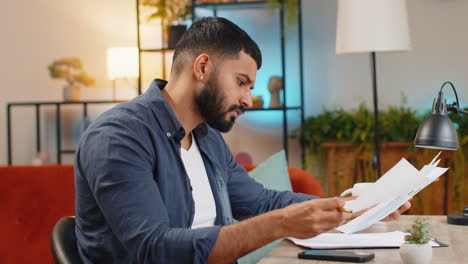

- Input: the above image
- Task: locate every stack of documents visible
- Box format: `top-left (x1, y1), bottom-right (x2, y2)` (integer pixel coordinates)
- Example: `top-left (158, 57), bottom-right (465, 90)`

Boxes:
top-left (288, 231), bottom-right (441, 249)
top-left (337, 152), bottom-right (448, 234)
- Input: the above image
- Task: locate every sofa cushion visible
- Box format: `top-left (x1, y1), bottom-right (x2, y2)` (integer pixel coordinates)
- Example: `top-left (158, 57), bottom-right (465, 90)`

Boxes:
top-left (237, 150), bottom-right (291, 264)
top-left (0, 165), bottom-right (75, 264)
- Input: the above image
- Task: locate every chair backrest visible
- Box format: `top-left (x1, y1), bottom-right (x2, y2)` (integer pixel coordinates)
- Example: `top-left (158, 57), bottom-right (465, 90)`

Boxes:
top-left (50, 216), bottom-right (83, 264)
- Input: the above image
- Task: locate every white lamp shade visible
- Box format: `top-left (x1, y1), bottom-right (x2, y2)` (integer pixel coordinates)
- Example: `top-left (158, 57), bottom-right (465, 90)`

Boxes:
top-left (107, 47), bottom-right (139, 80)
top-left (336, 0), bottom-right (412, 54)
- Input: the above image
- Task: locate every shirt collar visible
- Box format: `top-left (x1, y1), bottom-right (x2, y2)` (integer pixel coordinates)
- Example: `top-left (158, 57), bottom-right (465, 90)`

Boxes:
top-left (144, 79), bottom-right (208, 142)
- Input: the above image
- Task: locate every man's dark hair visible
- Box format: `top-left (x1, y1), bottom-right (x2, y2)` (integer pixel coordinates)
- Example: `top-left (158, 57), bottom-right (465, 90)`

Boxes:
top-left (172, 17), bottom-right (262, 73)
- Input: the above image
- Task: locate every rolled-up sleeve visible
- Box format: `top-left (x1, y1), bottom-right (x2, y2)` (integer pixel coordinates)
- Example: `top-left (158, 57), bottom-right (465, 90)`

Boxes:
top-left (78, 119), bottom-right (220, 263)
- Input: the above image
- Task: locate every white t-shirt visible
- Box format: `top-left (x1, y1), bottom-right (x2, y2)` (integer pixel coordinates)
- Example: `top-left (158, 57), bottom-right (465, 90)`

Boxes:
top-left (180, 133), bottom-right (217, 229)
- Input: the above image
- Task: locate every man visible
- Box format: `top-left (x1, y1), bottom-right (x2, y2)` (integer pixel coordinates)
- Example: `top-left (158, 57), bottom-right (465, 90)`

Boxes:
top-left (75, 17), bottom-right (410, 264)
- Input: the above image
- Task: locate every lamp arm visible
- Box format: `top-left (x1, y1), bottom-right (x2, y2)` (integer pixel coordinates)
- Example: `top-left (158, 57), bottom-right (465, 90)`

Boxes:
top-left (440, 81), bottom-right (467, 115)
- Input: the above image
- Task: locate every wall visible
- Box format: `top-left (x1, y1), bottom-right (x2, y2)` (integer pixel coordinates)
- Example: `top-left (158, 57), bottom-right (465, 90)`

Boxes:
top-left (303, 0), bottom-right (468, 117)
top-left (1, 0), bottom-right (467, 167)
top-left (0, 0), bottom-right (137, 165)
top-left (226, 0), bottom-right (468, 169)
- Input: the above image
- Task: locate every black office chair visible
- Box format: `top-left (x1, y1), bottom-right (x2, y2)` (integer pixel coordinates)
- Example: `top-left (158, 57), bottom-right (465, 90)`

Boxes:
top-left (50, 216), bottom-right (83, 264)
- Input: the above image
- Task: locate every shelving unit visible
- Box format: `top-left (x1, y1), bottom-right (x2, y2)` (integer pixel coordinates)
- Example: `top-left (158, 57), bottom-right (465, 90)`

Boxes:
top-left (4, 1), bottom-right (305, 166)
top-left (6, 101), bottom-right (126, 165)
top-left (136, 0), bottom-right (305, 162)
top-left (4, 1), bottom-right (305, 167)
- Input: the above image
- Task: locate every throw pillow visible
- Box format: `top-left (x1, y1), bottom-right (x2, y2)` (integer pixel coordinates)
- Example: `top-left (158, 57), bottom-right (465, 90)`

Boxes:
top-left (237, 150), bottom-right (291, 264)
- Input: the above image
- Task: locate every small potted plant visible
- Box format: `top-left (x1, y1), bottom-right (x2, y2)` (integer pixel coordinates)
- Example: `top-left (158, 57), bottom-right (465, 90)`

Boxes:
top-left (140, 0), bottom-right (190, 49)
top-left (399, 219), bottom-right (432, 264)
top-left (48, 57), bottom-right (95, 102)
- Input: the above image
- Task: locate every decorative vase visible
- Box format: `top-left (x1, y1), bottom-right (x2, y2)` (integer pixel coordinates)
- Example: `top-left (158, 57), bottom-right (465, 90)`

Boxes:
top-left (268, 76), bottom-right (283, 108)
top-left (63, 84), bottom-right (81, 102)
top-left (31, 152), bottom-right (50, 166)
top-left (73, 117), bottom-right (92, 145)
top-left (167, 24), bottom-right (187, 49)
top-left (399, 242), bottom-right (432, 264)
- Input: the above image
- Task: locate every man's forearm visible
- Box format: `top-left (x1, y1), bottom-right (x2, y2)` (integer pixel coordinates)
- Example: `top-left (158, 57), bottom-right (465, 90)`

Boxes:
top-left (207, 197), bottom-right (356, 264)
top-left (207, 208), bottom-right (285, 264)
top-left (206, 196), bottom-right (410, 263)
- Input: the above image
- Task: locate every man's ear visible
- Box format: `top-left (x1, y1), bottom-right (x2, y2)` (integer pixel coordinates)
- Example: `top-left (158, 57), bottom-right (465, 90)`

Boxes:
top-left (192, 53), bottom-right (210, 81)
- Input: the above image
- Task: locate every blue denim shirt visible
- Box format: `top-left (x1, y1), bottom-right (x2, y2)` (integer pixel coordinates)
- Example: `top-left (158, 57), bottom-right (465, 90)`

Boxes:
top-left (74, 79), bottom-right (314, 264)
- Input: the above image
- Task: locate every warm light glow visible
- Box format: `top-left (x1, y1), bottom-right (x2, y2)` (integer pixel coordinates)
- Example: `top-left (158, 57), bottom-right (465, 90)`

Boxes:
top-left (106, 47), bottom-right (139, 80)
top-left (336, 0), bottom-right (412, 54)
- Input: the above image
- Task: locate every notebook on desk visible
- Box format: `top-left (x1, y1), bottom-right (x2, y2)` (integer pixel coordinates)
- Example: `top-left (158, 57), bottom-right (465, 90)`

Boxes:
top-left (288, 231), bottom-right (448, 250)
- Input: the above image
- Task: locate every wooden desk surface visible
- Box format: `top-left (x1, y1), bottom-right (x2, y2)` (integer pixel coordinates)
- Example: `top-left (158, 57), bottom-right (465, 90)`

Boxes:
top-left (259, 215), bottom-right (467, 264)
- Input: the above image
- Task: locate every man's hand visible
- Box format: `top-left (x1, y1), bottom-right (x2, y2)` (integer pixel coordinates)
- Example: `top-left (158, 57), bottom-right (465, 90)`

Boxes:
top-left (208, 197), bottom-right (353, 264)
top-left (278, 197), bottom-right (353, 239)
top-left (338, 196), bottom-right (412, 221)
top-left (381, 200), bottom-right (412, 221)
top-left (347, 199), bottom-right (412, 221)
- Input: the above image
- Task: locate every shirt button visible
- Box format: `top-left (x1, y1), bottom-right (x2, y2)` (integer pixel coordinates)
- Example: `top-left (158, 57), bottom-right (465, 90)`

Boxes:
top-left (166, 132), bottom-right (171, 137)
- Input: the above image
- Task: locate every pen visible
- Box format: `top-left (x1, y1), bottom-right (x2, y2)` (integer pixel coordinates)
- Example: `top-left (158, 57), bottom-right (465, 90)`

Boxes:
top-left (339, 207), bottom-right (352, 213)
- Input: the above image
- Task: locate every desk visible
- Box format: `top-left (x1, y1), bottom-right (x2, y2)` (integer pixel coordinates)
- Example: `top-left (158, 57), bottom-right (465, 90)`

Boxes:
top-left (259, 215), bottom-right (467, 264)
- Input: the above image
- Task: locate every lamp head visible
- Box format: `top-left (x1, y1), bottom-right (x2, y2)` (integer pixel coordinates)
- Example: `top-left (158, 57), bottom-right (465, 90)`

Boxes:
top-left (106, 47), bottom-right (139, 80)
top-left (336, 0), bottom-right (412, 54)
top-left (414, 92), bottom-right (459, 150)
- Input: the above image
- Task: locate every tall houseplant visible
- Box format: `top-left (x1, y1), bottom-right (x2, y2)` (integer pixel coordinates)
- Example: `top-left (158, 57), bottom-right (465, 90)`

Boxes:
top-left (293, 102), bottom-right (421, 170)
top-left (140, 0), bottom-right (191, 49)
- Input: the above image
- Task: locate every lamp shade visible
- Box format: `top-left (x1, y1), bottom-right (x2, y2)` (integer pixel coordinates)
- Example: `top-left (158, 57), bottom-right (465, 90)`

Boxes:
top-left (106, 47), bottom-right (139, 80)
top-left (414, 98), bottom-right (459, 150)
top-left (336, 0), bottom-right (412, 54)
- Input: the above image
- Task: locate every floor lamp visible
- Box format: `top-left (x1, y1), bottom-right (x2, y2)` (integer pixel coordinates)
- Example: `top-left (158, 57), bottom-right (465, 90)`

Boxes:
top-left (336, 0), bottom-right (412, 176)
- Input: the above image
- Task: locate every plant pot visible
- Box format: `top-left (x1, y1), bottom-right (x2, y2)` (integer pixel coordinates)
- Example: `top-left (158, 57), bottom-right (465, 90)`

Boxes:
top-left (63, 84), bottom-right (81, 102)
top-left (167, 24), bottom-right (187, 49)
top-left (399, 242), bottom-right (432, 264)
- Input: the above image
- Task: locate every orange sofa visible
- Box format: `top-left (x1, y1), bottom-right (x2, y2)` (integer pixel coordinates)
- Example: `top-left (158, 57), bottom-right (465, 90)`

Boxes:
top-left (0, 165), bottom-right (75, 264)
top-left (1, 164), bottom-right (322, 264)
top-left (242, 165), bottom-right (324, 197)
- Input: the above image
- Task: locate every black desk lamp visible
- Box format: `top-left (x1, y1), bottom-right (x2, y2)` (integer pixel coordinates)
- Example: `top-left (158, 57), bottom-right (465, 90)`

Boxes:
top-left (414, 81), bottom-right (468, 225)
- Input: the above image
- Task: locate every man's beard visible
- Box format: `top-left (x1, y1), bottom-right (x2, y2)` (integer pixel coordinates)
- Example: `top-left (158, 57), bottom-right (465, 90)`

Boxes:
top-left (195, 74), bottom-right (245, 133)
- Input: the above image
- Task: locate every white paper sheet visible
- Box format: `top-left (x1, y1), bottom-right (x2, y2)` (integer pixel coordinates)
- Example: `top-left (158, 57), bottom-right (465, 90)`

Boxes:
top-left (337, 196), bottom-right (410, 233)
top-left (336, 152), bottom-right (448, 234)
top-left (288, 231), bottom-right (439, 249)
top-left (344, 158), bottom-right (421, 213)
